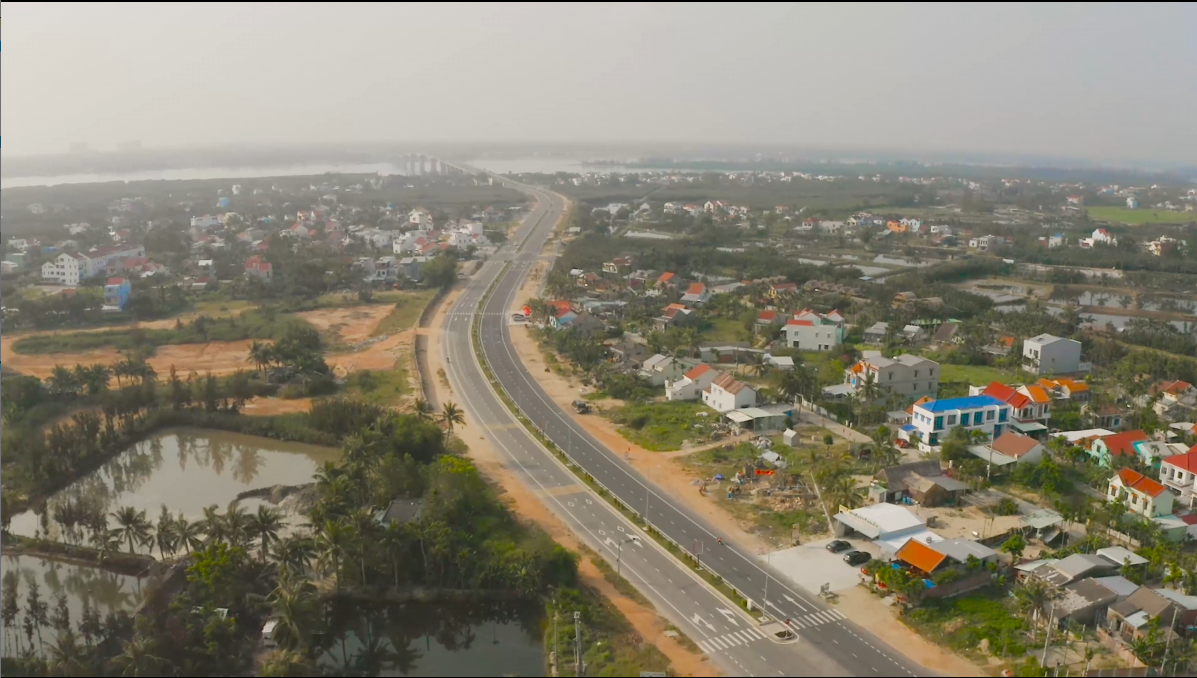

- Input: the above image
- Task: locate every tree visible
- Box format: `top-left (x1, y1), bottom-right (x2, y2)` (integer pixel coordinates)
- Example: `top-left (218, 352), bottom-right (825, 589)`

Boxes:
top-left (110, 506), bottom-right (151, 554)
top-left (1013, 576), bottom-right (1059, 623)
top-left (1000, 533), bottom-right (1026, 562)
top-left (248, 340), bottom-right (272, 377)
top-left (440, 402), bottom-right (465, 437)
top-left (153, 505), bottom-right (176, 560)
top-left (260, 649), bottom-right (315, 677)
top-left (247, 505), bottom-right (284, 562)
top-left (174, 515), bottom-right (205, 554)
top-left (47, 365), bottom-right (80, 396)
top-left (413, 398), bottom-right (434, 422)
top-left (267, 573), bottom-right (318, 653)
top-left (110, 636), bottom-right (165, 677)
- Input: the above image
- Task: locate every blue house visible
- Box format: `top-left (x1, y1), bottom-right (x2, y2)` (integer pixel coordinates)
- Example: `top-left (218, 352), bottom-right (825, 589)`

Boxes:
top-left (104, 277), bottom-right (131, 311)
top-left (910, 395), bottom-right (1012, 451)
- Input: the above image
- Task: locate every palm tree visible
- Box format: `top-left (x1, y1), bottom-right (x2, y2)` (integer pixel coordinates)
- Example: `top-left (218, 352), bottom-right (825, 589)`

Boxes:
top-left (271, 535), bottom-right (317, 576)
top-left (412, 398), bottom-right (434, 422)
top-left (440, 402), bottom-right (465, 437)
top-left (248, 340), bottom-right (272, 377)
top-left (260, 649), bottom-right (315, 677)
top-left (315, 520), bottom-right (350, 593)
top-left (153, 505), bottom-right (176, 560)
top-left (223, 501), bottom-right (251, 547)
top-left (380, 522), bottom-right (408, 590)
top-left (1014, 577), bottom-right (1059, 623)
top-left (247, 505), bottom-right (284, 562)
top-left (860, 371), bottom-right (880, 403)
top-left (267, 574), bottom-right (317, 653)
top-left (47, 629), bottom-right (90, 677)
top-left (173, 515), bottom-right (205, 554)
top-left (202, 505), bottom-right (227, 544)
top-left (47, 365), bottom-right (80, 396)
top-left (110, 636), bottom-right (165, 677)
top-left (110, 507), bottom-right (151, 554)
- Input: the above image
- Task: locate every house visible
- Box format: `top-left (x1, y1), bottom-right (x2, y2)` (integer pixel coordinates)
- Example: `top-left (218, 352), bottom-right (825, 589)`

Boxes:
top-left (103, 278), bottom-right (131, 311)
top-left (872, 459), bottom-right (967, 507)
top-left (1037, 553), bottom-right (1118, 587)
top-left (973, 382), bottom-right (1050, 435)
top-left (1038, 377), bottom-right (1090, 403)
top-left (1131, 441), bottom-right (1178, 468)
top-left (1106, 587), bottom-right (1184, 645)
top-left (666, 364), bottom-right (719, 402)
top-left (656, 271), bottom-right (678, 290)
top-left (638, 354), bottom-right (691, 386)
top-left (931, 322), bottom-right (960, 348)
top-left (1020, 509), bottom-right (1066, 544)
top-left (0, 261), bottom-right (18, 275)
top-left (654, 303), bottom-right (697, 331)
top-left (1067, 195), bottom-right (1084, 206)
top-left (190, 214), bottom-right (223, 230)
top-left (843, 352), bottom-right (940, 403)
top-left (754, 310), bottom-right (783, 332)
top-left (1092, 228), bottom-right (1117, 246)
top-left (1086, 430), bottom-right (1149, 467)
top-left (833, 502), bottom-right (940, 555)
top-left (702, 373), bottom-right (756, 413)
top-left (1126, 196), bottom-right (1139, 209)
top-left (681, 282), bottom-right (710, 305)
top-left (1087, 404), bottom-right (1126, 429)
top-left (910, 395), bottom-right (1012, 451)
top-left (784, 310), bottom-right (845, 351)
top-left (1045, 578), bottom-right (1122, 625)
top-left (967, 431), bottom-right (1045, 473)
top-left (1022, 333), bottom-right (1085, 375)
top-left (1107, 468), bottom-right (1173, 518)
top-left (767, 282), bottom-right (798, 299)
top-left (374, 499), bottom-right (424, 526)
top-left (40, 244), bottom-right (146, 286)
top-left (985, 335), bottom-right (1016, 357)
top-left (1149, 380), bottom-right (1197, 409)
top-left (602, 256), bottom-right (633, 276)
top-left (245, 255), bottom-right (273, 282)
top-left (863, 322), bottom-right (889, 345)
top-left (408, 208), bottom-right (432, 227)
top-left (886, 220), bottom-right (907, 234)
top-left (1159, 445), bottom-right (1197, 510)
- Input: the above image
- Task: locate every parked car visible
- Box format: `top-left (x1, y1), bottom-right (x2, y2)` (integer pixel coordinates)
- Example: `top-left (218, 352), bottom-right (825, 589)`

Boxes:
top-left (843, 550), bottom-right (872, 566)
top-left (825, 540), bottom-right (851, 553)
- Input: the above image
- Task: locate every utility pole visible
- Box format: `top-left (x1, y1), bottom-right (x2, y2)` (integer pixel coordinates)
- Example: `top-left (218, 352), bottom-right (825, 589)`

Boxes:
top-left (574, 611), bottom-right (583, 677)
top-left (1041, 610), bottom-right (1055, 668)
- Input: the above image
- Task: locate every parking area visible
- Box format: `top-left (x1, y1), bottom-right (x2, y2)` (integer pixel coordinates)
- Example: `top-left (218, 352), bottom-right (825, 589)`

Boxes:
top-left (761, 536), bottom-right (881, 594)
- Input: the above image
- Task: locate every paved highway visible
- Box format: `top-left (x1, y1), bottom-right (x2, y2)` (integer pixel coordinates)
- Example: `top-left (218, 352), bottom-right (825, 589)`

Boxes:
top-left (444, 181), bottom-right (930, 677)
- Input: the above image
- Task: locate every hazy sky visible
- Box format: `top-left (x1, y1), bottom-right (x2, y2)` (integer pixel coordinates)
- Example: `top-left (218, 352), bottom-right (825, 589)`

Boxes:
top-left (3, 2), bottom-right (1195, 163)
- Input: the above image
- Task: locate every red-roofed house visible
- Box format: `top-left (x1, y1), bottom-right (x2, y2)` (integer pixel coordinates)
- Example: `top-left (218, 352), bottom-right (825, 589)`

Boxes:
top-left (1088, 430), bottom-right (1150, 467)
top-left (681, 282), bottom-right (710, 304)
top-left (666, 364), bottom-right (720, 402)
top-left (784, 309), bottom-right (845, 351)
top-left (656, 271), bottom-right (677, 290)
top-left (1108, 468), bottom-right (1174, 518)
top-left (655, 303), bottom-right (697, 331)
top-left (245, 255), bottom-right (273, 282)
top-left (754, 310), bottom-right (783, 332)
top-left (1160, 445), bottom-right (1197, 510)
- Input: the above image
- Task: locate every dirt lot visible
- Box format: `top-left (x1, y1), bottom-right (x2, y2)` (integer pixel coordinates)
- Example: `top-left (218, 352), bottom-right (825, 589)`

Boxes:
top-left (0, 305), bottom-right (410, 382)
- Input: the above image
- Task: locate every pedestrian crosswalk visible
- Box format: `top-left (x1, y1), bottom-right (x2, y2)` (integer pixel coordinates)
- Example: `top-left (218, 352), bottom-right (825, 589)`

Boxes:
top-left (785, 608), bottom-right (846, 629)
top-left (696, 627), bottom-right (771, 654)
top-left (695, 609), bottom-right (847, 654)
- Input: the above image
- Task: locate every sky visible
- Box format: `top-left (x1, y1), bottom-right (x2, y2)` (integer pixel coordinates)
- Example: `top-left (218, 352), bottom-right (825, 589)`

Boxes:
top-left (2, 2), bottom-right (1195, 164)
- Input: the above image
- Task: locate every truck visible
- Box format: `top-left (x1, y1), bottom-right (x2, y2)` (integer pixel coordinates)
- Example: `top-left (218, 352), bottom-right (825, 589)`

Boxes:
top-left (571, 400), bottom-right (591, 414)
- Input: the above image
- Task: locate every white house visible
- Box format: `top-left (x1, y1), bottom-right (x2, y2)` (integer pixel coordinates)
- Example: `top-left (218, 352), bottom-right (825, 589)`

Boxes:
top-left (910, 394), bottom-right (1013, 451)
top-left (702, 373), bottom-right (757, 413)
top-left (190, 214), bottom-right (223, 229)
top-left (1126, 196), bottom-right (1139, 209)
top-left (968, 431), bottom-right (1045, 471)
top-left (666, 364), bottom-right (719, 402)
top-left (843, 352), bottom-right (940, 402)
top-left (408, 208), bottom-right (433, 227)
top-left (1108, 468), bottom-right (1173, 518)
top-left (1092, 228), bottom-right (1117, 246)
top-left (784, 309), bottom-right (845, 351)
top-left (40, 243), bottom-right (145, 286)
top-left (1023, 334), bottom-right (1085, 375)
top-left (1159, 446), bottom-right (1197, 510)
top-left (638, 354), bottom-right (691, 386)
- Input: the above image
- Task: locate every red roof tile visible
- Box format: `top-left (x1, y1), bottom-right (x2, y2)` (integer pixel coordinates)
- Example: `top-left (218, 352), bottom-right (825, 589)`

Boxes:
top-left (1115, 468), bottom-right (1168, 498)
top-left (1100, 430), bottom-right (1150, 457)
top-left (991, 432), bottom-right (1041, 459)
top-left (1162, 446), bottom-right (1197, 473)
top-left (684, 364), bottom-right (712, 380)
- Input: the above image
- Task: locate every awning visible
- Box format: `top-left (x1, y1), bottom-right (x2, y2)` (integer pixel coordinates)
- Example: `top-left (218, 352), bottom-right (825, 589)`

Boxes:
top-left (1011, 421), bottom-right (1048, 433)
top-left (726, 411), bottom-right (754, 424)
top-left (876, 529), bottom-right (944, 557)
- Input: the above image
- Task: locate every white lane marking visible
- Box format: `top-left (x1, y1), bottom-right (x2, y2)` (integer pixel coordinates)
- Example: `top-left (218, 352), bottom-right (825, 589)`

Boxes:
top-left (724, 633), bottom-right (743, 646)
top-left (710, 637), bottom-right (728, 650)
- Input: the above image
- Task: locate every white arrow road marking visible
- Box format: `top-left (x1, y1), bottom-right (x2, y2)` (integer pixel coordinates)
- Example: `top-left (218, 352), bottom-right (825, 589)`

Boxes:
top-left (690, 613), bottom-right (716, 632)
top-left (767, 600), bottom-right (783, 611)
top-left (717, 608), bottom-right (741, 626)
top-left (784, 594), bottom-right (807, 612)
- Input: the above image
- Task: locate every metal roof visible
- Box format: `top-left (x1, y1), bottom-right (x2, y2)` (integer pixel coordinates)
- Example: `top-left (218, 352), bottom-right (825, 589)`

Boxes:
top-left (916, 395), bottom-right (1006, 413)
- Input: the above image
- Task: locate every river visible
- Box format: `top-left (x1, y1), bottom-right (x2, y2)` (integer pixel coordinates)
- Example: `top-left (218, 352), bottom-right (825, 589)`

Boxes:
top-left (0, 162), bottom-right (409, 189)
top-left (7, 429), bottom-right (340, 549)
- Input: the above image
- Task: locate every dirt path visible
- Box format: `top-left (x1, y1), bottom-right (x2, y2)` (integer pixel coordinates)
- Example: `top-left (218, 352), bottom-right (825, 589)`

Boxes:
top-left (294, 305), bottom-right (394, 344)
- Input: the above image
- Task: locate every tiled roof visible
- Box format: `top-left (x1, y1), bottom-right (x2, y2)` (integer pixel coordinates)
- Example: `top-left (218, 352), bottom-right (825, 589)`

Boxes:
top-left (1100, 430), bottom-right (1149, 457)
top-left (712, 372), bottom-right (752, 395)
top-left (684, 364), bottom-right (712, 380)
top-left (1023, 385), bottom-right (1051, 403)
top-left (896, 538), bottom-right (948, 574)
top-left (1115, 468), bottom-right (1168, 498)
top-left (758, 310), bottom-right (776, 321)
top-left (991, 432), bottom-right (1041, 459)
top-left (787, 319), bottom-right (814, 326)
top-left (686, 282), bottom-right (705, 295)
top-left (1162, 446), bottom-right (1197, 473)
top-left (658, 271), bottom-right (675, 282)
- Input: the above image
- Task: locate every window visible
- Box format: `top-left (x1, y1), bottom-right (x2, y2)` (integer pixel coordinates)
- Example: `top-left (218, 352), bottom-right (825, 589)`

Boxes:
top-left (947, 414), bottom-right (957, 426)
top-left (987, 410), bottom-right (995, 421)
top-left (914, 370), bottom-right (919, 378)
top-left (934, 416), bottom-right (944, 431)
top-left (974, 412), bottom-right (985, 426)
top-left (999, 409), bottom-right (1008, 422)
top-left (929, 433), bottom-right (939, 446)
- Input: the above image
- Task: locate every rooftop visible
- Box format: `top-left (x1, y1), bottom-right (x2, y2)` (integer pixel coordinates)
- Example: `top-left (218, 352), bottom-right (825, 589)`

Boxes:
top-left (896, 538), bottom-right (948, 573)
top-left (990, 432), bottom-right (1041, 459)
top-left (915, 395), bottom-right (1007, 413)
top-left (1115, 468), bottom-right (1168, 498)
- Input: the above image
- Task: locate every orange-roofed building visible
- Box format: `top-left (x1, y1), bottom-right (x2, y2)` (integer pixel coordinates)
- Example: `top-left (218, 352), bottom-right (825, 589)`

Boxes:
top-left (1108, 468), bottom-right (1174, 518)
top-left (895, 538), bottom-right (947, 576)
top-left (1088, 430), bottom-right (1150, 467)
top-left (666, 363), bottom-right (720, 402)
top-left (656, 271), bottom-right (677, 289)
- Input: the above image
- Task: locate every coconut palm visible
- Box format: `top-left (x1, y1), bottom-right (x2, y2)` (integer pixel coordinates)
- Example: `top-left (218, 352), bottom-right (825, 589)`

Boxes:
top-left (1014, 577), bottom-right (1059, 623)
top-left (110, 636), bottom-right (165, 677)
top-left (47, 365), bottom-right (80, 396)
top-left (247, 340), bottom-right (273, 377)
top-left (223, 501), bottom-right (252, 547)
top-left (267, 574), bottom-right (318, 653)
top-left (173, 515), bottom-right (205, 554)
top-left (110, 507), bottom-right (151, 554)
top-left (271, 535), bottom-right (317, 576)
top-left (247, 505), bottom-right (285, 562)
top-left (380, 522), bottom-right (409, 590)
top-left (315, 521), bottom-right (350, 593)
top-left (440, 402), bottom-right (465, 437)
top-left (153, 505), bottom-right (176, 560)
top-left (47, 629), bottom-right (90, 677)
top-left (260, 649), bottom-right (315, 677)
top-left (412, 398), bottom-right (435, 422)
top-left (202, 505), bottom-right (227, 544)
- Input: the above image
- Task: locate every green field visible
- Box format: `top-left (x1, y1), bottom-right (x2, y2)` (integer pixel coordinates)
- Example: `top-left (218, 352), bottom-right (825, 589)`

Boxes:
top-left (1086, 206), bottom-right (1196, 225)
top-left (605, 400), bottom-right (712, 451)
top-left (341, 366), bottom-right (410, 406)
top-left (371, 289), bottom-right (440, 337)
top-left (701, 316), bottom-right (751, 344)
top-left (938, 363), bottom-right (1022, 386)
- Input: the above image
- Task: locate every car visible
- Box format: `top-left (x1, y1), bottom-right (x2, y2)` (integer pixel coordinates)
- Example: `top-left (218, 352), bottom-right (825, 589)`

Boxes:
top-left (843, 550), bottom-right (872, 566)
top-left (825, 540), bottom-right (851, 553)
top-left (511, 313), bottom-right (527, 322)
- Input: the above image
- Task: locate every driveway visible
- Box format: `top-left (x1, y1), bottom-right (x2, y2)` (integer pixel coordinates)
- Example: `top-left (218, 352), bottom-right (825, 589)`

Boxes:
top-left (762, 536), bottom-right (878, 595)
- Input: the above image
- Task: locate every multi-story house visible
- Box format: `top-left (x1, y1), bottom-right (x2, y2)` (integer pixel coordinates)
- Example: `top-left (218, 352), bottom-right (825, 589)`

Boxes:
top-left (784, 309), bottom-right (845, 351)
top-left (909, 395), bottom-right (1012, 451)
top-left (244, 255), bottom-right (273, 282)
top-left (1107, 468), bottom-right (1173, 518)
top-left (638, 354), bottom-right (692, 387)
top-left (1023, 334), bottom-right (1086, 375)
top-left (1159, 445), bottom-right (1197, 510)
top-left (103, 277), bottom-right (131, 311)
top-left (702, 373), bottom-right (757, 413)
top-left (843, 352), bottom-right (939, 403)
top-left (972, 382), bottom-right (1051, 437)
top-left (40, 244), bottom-right (146, 286)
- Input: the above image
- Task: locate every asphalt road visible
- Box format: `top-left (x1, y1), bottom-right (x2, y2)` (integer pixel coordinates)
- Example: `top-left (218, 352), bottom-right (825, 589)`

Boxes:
top-left (444, 182), bottom-right (931, 677)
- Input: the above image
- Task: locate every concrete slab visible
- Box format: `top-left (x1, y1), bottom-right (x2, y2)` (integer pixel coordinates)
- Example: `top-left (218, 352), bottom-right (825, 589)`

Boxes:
top-left (762, 536), bottom-right (882, 593)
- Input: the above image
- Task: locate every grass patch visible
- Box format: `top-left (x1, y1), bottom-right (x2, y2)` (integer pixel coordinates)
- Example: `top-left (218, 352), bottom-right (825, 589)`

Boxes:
top-left (193, 299), bottom-right (255, 316)
top-left (582, 546), bottom-right (655, 609)
top-left (605, 401), bottom-right (712, 451)
top-left (11, 309), bottom-right (313, 355)
top-left (701, 316), bottom-right (750, 343)
top-left (371, 289), bottom-right (439, 337)
top-left (547, 585), bottom-right (672, 677)
top-left (938, 363), bottom-right (1023, 386)
top-left (1086, 206), bottom-right (1196, 225)
top-left (340, 366), bottom-right (410, 407)
top-left (904, 587), bottom-right (1027, 658)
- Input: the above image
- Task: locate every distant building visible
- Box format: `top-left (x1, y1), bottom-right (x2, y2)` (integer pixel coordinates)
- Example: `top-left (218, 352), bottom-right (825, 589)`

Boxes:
top-left (245, 255), bottom-right (273, 282)
top-left (1126, 196), bottom-right (1139, 209)
top-left (784, 309), bottom-right (845, 351)
top-left (666, 364), bottom-right (719, 402)
top-left (1023, 334), bottom-right (1085, 375)
top-left (103, 277), bottom-right (131, 311)
top-left (702, 373), bottom-right (757, 413)
top-left (842, 352), bottom-right (939, 403)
